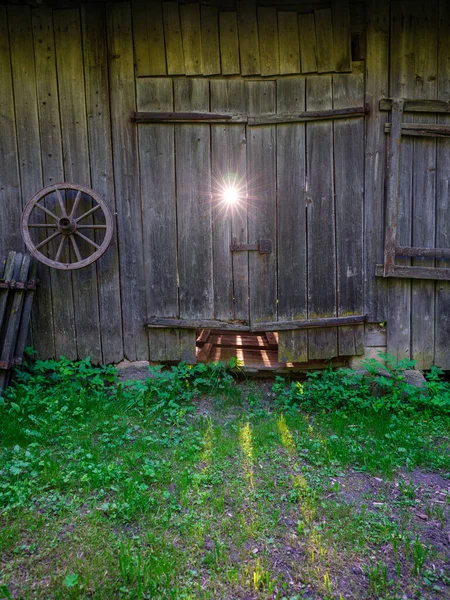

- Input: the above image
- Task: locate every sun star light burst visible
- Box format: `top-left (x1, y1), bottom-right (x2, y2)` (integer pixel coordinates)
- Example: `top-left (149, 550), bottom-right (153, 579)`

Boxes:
top-left (211, 173), bottom-right (248, 222)
top-left (223, 185), bottom-right (239, 205)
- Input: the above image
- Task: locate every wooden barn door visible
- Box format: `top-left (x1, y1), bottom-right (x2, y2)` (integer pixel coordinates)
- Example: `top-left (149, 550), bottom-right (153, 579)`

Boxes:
top-left (280, 71), bottom-right (365, 363)
top-left (246, 73), bottom-right (366, 364)
top-left (137, 74), bottom-right (365, 364)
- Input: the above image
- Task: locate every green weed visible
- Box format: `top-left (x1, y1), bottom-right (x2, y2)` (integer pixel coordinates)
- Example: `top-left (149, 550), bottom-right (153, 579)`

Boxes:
top-left (272, 353), bottom-right (450, 415)
top-left (366, 562), bottom-right (392, 596)
top-left (412, 537), bottom-right (430, 575)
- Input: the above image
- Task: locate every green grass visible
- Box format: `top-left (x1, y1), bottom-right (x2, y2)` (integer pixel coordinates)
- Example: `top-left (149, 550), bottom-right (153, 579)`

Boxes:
top-left (0, 358), bottom-right (449, 599)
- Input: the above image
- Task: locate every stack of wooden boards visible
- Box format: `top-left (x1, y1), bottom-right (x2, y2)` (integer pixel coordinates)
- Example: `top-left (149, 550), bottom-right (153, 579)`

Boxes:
top-left (196, 329), bottom-right (346, 372)
top-left (0, 252), bottom-right (37, 391)
top-left (133, 0), bottom-right (361, 77)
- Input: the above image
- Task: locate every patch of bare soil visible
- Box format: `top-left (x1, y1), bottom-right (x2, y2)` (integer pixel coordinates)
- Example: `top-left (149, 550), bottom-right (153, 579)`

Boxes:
top-left (329, 468), bottom-right (450, 599)
top-left (335, 470), bottom-right (389, 508)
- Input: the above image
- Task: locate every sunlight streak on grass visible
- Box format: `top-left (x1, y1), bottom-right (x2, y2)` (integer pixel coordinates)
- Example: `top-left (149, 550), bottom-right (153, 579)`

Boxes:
top-left (277, 414), bottom-right (296, 456)
top-left (201, 418), bottom-right (213, 468)
top-left (239, 422), bottom-right (254, 489)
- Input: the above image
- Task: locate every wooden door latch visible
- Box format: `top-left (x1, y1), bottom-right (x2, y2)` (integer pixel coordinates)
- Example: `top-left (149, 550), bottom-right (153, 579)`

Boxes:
top-left (230, 238), bottom-right (272, 254)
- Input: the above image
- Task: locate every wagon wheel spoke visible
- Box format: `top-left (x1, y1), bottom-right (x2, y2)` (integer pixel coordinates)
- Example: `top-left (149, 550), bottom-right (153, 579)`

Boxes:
top-left (69, 190), bottom-right (82, 219)
top-left (55, 236), bottom-right (66, 262)
top-left (69, 234), bottom-right (82, 262)
top-left (55, 189), bottom-right (67, 217)
top-left (34, 202), bottom-right (59, 221)
top-left (35, 230), bottom-right (61, 250)
top-left (77, 224), bottom-right (107, 229)
top-left (75, 204), bottom-right (101, 223)
top-left (28, 223), bottom-right (58, 228)
top-left (74, 230), bottom-right (100, 250)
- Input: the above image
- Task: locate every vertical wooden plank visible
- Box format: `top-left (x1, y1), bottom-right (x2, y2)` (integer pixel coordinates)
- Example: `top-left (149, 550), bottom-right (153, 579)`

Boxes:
top-left (32, 8), bottom-right (62, 192)
top-left (350, 2), bottom-right (366, 60)
top-left (247, 81), bottom-right (277, 326)
top-left (131, 1), bottom-right (148, 76)
top-left (137, 78), bottom-right (181, 362)
top-left (0, 8), bottom-right (21, 256)
top-left (0, 253), bottom-right (16, 334)
top-left (210, 80), bottom-right (248, 323)
top-left (0, 254), bottom-right (31, 366)
top-left (146, 2), bottom-right (167, 76)
top-left (9, 6), bottom-right (59, 360)
top-left (315, 8), bottom-right (334, 73)
top-left (174, 79), bottom-right (212, 319)
top-left (298, 13), bottom-right (317, 74)
top-left (163, 1), bottom-right (185, 75)
top-left (277, 79), bottom-right (308, 364)
top-left (108, 2), bottom-right (148, 361)
top-left (306, 76), bottom-right (338, 359)
top-left (387, 0), bottom-right (414, 362)
top-left (219, 11), bottom-right (240, 75)
top-left (14, 261), bottom-right (38, 366)
top-left (201, 5), bottom-right (220, 76)
top-left (435, 0), bottom-right (450, 369)
top-left (0, 254), bottom-right (18, 390)
top-left (384, 99), bottom-right (404, 276)
top-left (364, 0), bottom-right (389, 322)
top-left (333, 72), bottom-right (365, 355)
top-left (180, 330), bottom-right (197, 364)
top-left (257, 7), bottom-right (279, 76)
top-left (54, 8), bottom-right (102, 364)
top-left (332, 0), bottom-right (352, 72)
top-left (132, 1), bottom-right (166, 77)
top-left (180, 3), bottom-right (202, 76)
top-left (174, 78), bottom-right (212, 362)
top-left (410, 0), bottom-right (438, 370)
top-left (237, 0), bottom-right (260, 76)
top-left (82, 3), bottom-right (123, 364)
top-left (32, 7), bottom-right (76, 361)
top-left (278, 11), bottom-right (300, 75)
top-left (8, 7), bottom-right (39, 216)
top-left (0, 254), bottom-right (30, 391)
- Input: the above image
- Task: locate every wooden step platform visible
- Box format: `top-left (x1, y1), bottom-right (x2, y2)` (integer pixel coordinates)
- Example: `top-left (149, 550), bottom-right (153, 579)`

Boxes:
top-left (196, 329), bottom-right (346, 373)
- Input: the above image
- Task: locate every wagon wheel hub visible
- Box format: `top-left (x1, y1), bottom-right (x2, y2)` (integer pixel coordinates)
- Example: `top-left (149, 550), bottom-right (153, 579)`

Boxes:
top-left (58, 216), bottom-right (76, 235)
top-left (21, 183), bottom-right (114, 271)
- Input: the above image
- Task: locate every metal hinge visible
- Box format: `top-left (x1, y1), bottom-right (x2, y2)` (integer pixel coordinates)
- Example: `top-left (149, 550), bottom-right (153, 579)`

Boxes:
top-left (230, 238), bottom-right (272, 254)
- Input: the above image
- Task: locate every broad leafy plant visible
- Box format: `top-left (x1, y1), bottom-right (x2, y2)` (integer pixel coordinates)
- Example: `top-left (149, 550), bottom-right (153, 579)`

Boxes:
top-left (272, 353), bottom-right (450, 415)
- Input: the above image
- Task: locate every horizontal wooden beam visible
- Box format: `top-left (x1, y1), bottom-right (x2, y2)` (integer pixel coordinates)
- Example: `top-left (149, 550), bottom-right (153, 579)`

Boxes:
top-left (375, 264), bottom-right (450, 281)
top-left (248, 106), bottom-right (368, 125)
top-left (132, 106), bottom-right (368, 126)
top-left (147, 318), bottom-right (249, 331)
top-left (396, 246), bottom-right (450, 259)
top-left (0, 280), bottom-right (39, 290)
top-left (385, 122), bottom-right (450, 138)
top-left (257, 315), bottom-right (366, 331)
top-left (131, 111), bottom-right (247, 123)
top-left (380, 98), bottom-right (450, 113)
top-left (146, 315), bottom-right (366, 332)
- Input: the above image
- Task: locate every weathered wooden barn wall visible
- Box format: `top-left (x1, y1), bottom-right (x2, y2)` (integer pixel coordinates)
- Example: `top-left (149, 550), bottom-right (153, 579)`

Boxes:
top-left (0, 0), bottom-right (449, 368)
top-left (365, 0), bottom-right (450, 369)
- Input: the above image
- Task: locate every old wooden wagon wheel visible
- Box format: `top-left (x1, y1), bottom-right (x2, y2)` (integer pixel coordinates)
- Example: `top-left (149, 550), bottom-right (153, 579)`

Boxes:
top-left (21, 183), bottom-right (113, 271)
